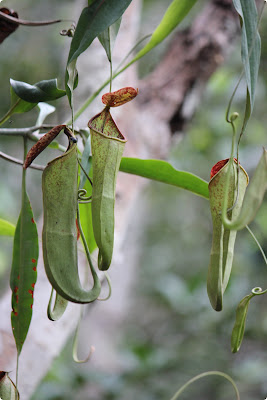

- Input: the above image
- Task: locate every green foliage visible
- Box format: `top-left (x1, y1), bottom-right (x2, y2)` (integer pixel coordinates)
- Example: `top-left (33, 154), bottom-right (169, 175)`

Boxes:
top-left (128, 0), bottom-right (198, 65)
top-left (10, 179), bottom-right (39, 355)
top-left (10, 78), bottom-right (66, 103)
top-left (66, 0), bottom-right (132, 103)
top-left (0, 218), bottom-right (15, 236)
top-left (231, 293), bottom-right (253, 353)
top-left (120, 157), bottom-right (209, 199)
top-left (1, 0), bottom-right (267, 398)
top-left (232, 0), bottom-right (261, 129)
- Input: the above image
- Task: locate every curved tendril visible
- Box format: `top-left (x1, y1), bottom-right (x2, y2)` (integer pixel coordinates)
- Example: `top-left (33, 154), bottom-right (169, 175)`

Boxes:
top-left (78, 188), bottom-right (92, 203)
top-left (114, 34), bottom-right (152, 74)
top-left (72, 306), bottom-right (95, 363)
top-left (169, 371), bottom-right (240, 400)
top-left (47, 287), bottom-right (68, 321)
top-left (78, 158), bottom-right (93, 187)
top-left (251, 287), bottom-right (267, 295)
top-left (246, 225), bottom-right (267, 266)
top-left (98, 272), bottom-right (112, 301)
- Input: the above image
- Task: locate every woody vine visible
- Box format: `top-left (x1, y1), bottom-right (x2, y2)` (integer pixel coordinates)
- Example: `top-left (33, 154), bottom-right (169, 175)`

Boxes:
top-left (0, 1), bottom-right (267, 399)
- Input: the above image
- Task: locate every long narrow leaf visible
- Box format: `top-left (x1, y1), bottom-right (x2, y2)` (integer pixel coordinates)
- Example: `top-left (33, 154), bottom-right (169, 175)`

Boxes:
top-left (119, 157), bottom-right (209, 199)
top-left (67, 0), bottom-right (132, 65)
top-left (0, 218), bottom-right (15, 236)
top-left (98, 18), bottom-right (121, 62)
top-left (130, 0), bottom-right (198, 64)
top-left (10, 185), bottom-right (39, 355)
top-left (232, 0), bottom-right (261, 118)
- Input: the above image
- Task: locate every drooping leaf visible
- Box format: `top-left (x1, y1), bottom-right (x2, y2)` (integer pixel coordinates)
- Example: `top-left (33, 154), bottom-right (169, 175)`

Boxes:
top-left (119, 157), bottom-right (209, 199)
top-left (0, 371), bottom-right (18, 399)
top-left (0, 218), bottom-right (15, 236)
top-left (130, 0), bottom-right (198, 64)
top-left (66, 0), bottom-right (132, 103)
top-left (231, 293), bottom-right (253, 353)
top-left (67, 0), bottom-right (132, 65)
top-left (232, 0), bottom-right (261, 122)
top-left (10, 186), bottom-right (39, 355)
top-left (98, 18), bottom-right (121, 62)
top-left (10, 86), bottom-right (37, 113)
top-left (0, 8), bottom-right (19, 44)
top-left (10, 78), bottom-right (66, 103)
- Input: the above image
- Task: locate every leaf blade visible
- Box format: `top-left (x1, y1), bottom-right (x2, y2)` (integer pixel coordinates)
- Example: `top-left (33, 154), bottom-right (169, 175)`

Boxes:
top-left (10, 191), bottom-right (39, 355)
top-left (232, 0), bottom-right (261, 117)
top-left (131, 0), bottom-right (198, 63)
top-left (67, 0), bottom-right (132, 65)
top-left (10, 78), bottom-right (66, 103)
top-left (119, 157), bottom-right (209, 199)
top-left (0, 218), bottom-right (16, 236)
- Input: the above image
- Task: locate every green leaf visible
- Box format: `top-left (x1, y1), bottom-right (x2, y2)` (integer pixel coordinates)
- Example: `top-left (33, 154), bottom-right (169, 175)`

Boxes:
top-left (79, 178), bottom-right (97, 254)
top-left (10, 78), bottom-right (66, 103)
top-left (232, 0), bottom-right (261, 119)
top-left (10, 188), bottom-right (39, 355)
top-left (131, 0), bottom-right (198, 64)
top-left (231, 293), bottom-right (253, 353)
top-left (79, 136), bottom-right (92, 190)
top-left (0, 218), bottom-right (15, 236)
top-left (67, 0), bottom-right (132, 65)
top-left (98, 18), bottom-right (122, 62)
top-left (10, 87), bottom-right (37, 113)
top-left (119, 157), bottom-right (209, 199)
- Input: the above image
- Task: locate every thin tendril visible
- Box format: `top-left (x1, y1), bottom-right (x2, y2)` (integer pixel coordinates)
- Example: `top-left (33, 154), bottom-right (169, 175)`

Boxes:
top-left (246, 224), bottom-right (267, 265)
top-left (169, 371), bottom-right (240, 400)
top-left (251, 286), bottom-right (267, 295)
top-left (97, 272), bottom-right (112, 301)
top-left (114, 34), bottom-right (152, 73)
top-left (72, 305), bottom-right (95, 363)
top-left (78, 158), bottom-right (93, 186)
top-left (78, 188), bottom-right (92, 203)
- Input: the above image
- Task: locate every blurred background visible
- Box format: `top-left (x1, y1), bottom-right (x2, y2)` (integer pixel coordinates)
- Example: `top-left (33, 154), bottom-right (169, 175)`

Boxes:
top-left (1, 0), bottom-right (267, 399)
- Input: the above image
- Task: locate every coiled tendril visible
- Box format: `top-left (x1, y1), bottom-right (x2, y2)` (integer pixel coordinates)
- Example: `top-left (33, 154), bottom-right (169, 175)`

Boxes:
top-left (78, 189), bottom-right (91, 203)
